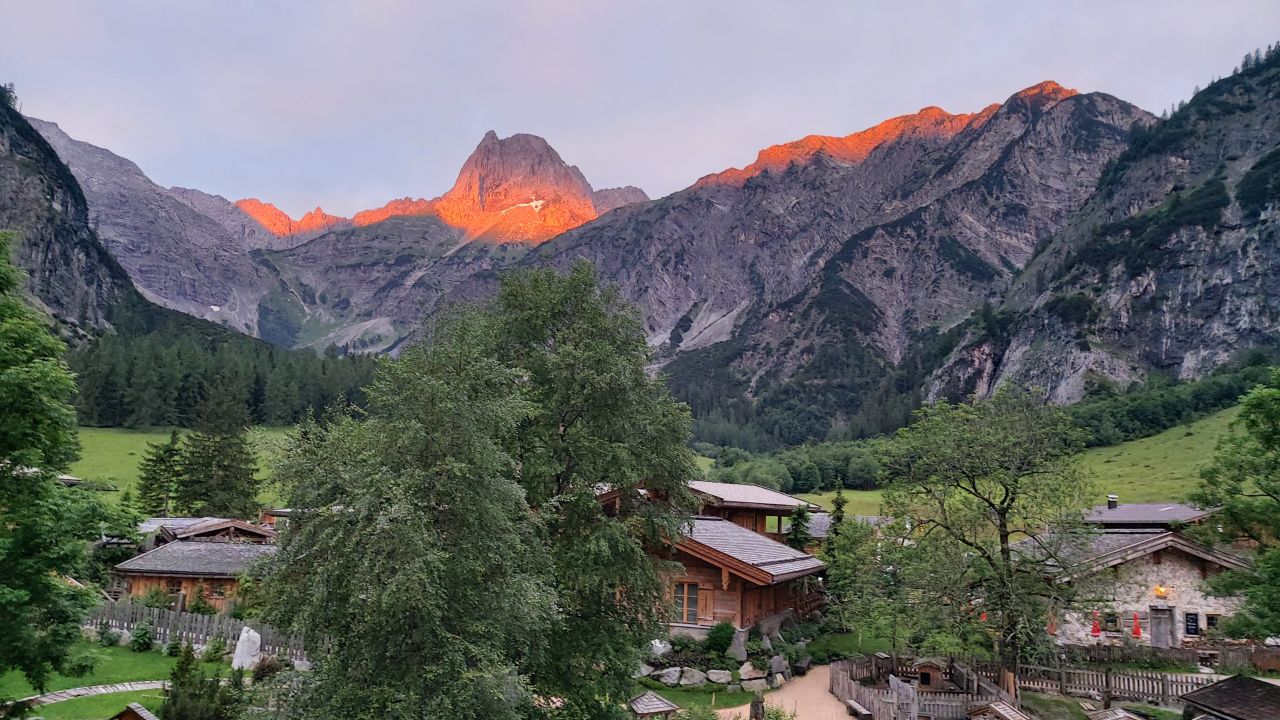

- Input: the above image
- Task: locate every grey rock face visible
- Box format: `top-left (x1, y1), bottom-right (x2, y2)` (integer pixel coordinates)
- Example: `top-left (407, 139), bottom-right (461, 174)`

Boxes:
top-left (0, 104), bottom-right (130, 336)
top-left (592, 185), bottom-right (649, 214)
top-left (634, 663), bottom-right (655, 679)
top-left (740, 678), bottom-right (769, 692)
top-left (27, 117), bottom-right (273, 335)
top-left (166, 186), bottom-right (287, 250)
top-left (231, 627), bottom-right (262, 670)
top-left (738, 661), bottom-right (767, 680)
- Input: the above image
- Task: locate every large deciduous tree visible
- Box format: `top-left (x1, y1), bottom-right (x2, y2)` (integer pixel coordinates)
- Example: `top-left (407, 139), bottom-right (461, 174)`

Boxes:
top-left (0, 231), bottom-right (102, 701)
top-left (262, 262), bottom-right (697, 718)
top-left (878, 389), bottom-right (1094, 694)
top-left (1192, 369), bottom-right (1280, 638)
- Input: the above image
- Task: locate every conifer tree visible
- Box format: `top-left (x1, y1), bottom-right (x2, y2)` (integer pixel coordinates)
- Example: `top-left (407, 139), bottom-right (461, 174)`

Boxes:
top-left (177, 374), bottom-right (259, 519)
top-left (138, 430), bottom-right (183, 516)
top-left (785, 505), bottom-right (812, 550)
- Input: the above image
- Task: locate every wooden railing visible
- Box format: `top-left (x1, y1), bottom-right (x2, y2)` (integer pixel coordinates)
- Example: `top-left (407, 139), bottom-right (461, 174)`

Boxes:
top-left (829, 658), bottom-right (1004, 719)
top-left (86, 601), bottom-right (306, 662)
top-left (970, 660), bottom-right (1224, 707)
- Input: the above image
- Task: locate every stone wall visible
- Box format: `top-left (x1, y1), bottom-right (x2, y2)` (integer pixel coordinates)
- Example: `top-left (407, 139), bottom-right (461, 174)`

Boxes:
top-left (1059, 545), bottom-right (1242, 647)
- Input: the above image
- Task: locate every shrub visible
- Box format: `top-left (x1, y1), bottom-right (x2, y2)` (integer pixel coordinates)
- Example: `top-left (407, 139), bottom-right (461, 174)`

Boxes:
top-left (129, 619), bottom-right (154, 652)
top-left (165, 640), bottom-right (183, 657)
top-left (679, 708), bottom-right (719, 720)
top-left (704, 622), bottom-right (736, 655)
top-left (201, 636), bottom-right (227, 662)
top-left (97, 621), bottom-right (121, 647)
top-left (140, 587), bottom-right (174, 609)
top-left (186, 586), bottom-right (217, 616)
top-left (252, 655), bottom-right (293, 683)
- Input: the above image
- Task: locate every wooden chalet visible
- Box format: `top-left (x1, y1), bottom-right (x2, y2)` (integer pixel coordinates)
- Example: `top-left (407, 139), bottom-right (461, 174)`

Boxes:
top-left (139, 517), bottom-right (275, 550)
top-left (688, 480), bottom-right (821, 543)
top-left (114, 541), bottom-right (276, 612)
top-left (110, 703), bottom-right (160, 720)
top-left (663, 516), bottom-right (824, 636)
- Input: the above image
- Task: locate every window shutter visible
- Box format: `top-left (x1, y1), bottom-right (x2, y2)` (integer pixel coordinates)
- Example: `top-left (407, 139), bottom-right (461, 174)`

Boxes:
top-left (698, 588), bottom-right (715, 622)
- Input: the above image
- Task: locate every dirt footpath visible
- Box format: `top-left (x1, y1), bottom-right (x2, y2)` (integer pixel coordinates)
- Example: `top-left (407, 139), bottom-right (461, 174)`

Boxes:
top-left (717, 664), bottom-right (848, 720)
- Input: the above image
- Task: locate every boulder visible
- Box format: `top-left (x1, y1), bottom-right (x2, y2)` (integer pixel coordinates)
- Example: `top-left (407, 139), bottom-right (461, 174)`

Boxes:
top-left (771, 673), bottom-right (786, 688)
top-left (741, 678), bottom-right (769, 692)
top-left (679, 668), bottom-right (707, 686)
top-left (707, 669), bottom-right (733, 685)
top-left (653, 666), bottom-right (682, 686)
top-left (728, 630), bottom-right (749, 662)
top-left (768, 655), bottom-right (790, 677)
top-left (633, 663), bottom-right (655, 679)
top-left (738, 662), bottom-right (767, 680)
top-left (231, 627), bottom-right (263, 671)
top-left (293, 659), bottom-right (313, 672)
top-left (792, 656), bottom-right (812, 676)
top-left (649, 639), bottom-right (673, 658)
top-left (726, 684), bottom-right (742, 693)
top-left (760, 635), bottom-right (773, 652)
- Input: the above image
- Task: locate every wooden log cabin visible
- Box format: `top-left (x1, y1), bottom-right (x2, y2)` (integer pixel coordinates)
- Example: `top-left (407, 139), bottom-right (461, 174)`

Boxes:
top-left (687, 480), bottom-right (822, 543)
top-left (662, 516), bottom-right (824, 636)
top-left (114, 541), bottom-right (277, 612)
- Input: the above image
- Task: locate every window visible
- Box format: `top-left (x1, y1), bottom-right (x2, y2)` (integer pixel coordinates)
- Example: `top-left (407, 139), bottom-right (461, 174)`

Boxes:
top-left (166, 580), bottom-right (182, 595)
top-left (1206, 614), bottom-right (1220, 630)
top-left (209, 581), bottom-right (226, 598)
top-left (674, 582), bottom-right (699, 624)
top-left (919, 671), bottom-right (933, 687)
top-left (1185, 612), bottom-right (1201, 636)
top-left (1103, 613), bottom-right (1120, 632)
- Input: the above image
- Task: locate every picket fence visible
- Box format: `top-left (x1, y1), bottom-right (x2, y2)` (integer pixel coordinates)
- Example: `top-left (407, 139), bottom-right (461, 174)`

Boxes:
top-left (1012, 664), bottom-right (1224, 707)
top-left (829, 659), bottom-right (1003, 720)
top-left (86, 601), bottom-right (306, 662)
top-left (1058, 642), bottom-right (1280, 673)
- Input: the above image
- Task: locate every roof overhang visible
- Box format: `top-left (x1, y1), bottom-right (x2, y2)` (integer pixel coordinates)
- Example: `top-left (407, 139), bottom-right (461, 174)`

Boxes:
top-left (1061, 532), bottom-right (1251, 582)
top-left (674, 536), bottom-right (823, 586)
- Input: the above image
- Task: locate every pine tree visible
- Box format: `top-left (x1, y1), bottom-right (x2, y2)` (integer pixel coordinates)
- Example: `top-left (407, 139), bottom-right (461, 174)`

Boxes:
top-left (138, 430), bottom-right (183, 516)
top-left (177, 374), bottom-right (259, 519)
top-left (830, 488), bottom-right (848, 540)
top-left (785, 505), bottom-right (812, 550)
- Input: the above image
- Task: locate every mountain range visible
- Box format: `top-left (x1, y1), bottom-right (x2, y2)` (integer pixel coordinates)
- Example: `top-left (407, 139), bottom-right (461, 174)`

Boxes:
top-left (6, 51), bottom-right (1280, 448)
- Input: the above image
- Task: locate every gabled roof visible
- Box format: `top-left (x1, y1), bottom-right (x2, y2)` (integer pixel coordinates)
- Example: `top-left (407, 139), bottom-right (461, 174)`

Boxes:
top-left (1084, 709), bottom-right (1143, 720)
top-left (688, 480), bottom-right (819, 512)
top-left (678, 516), bottom-right (824, 585)
top-left (169, 518), bottom-right (275, 541)
top-left (112, 702), bottom-right (161, 720)
top-left (1085, 502), bottom-right (1213, 528)
top-left (115, 540), bottom-right (276, 578)
top-left (1181, 674), bottom-right (1280, 720)
top-left (808, 512), bottom-right (888, 539)
top-left (628, 690), bottom-right (680, 715)
top-left (968, 702), bottom-right (1032, 720)
top-left (1017, 530), bottom-right (1250, 582)
top-left (140, 517), bottom-right (219, 534)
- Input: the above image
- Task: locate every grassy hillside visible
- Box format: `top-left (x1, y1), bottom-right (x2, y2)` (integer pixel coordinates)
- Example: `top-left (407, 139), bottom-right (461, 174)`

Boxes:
top-left (71, 426), bottom-right (291, 504)
top-left (796, 489), bottom-right (885, 516)
top-left (1078, 405), bottom-right (1238, 503)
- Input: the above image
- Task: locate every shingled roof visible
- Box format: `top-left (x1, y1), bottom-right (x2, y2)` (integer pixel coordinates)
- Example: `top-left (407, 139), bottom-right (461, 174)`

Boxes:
top-left (680, 516), bottom-right (824, 585)
top-left (628, 690), bottom-right (680, 716)
top-left (115, 541), bottom-right (276, 578)
top-left (1181, 674), bottom-right (1280, 720)
top-left (1085, 502), bottom-right (1213, 528)
top-left (1014, 529), bottom-right (1250, 581)
top-left (688, 480), bottom-right (819, 511)
top-left (808, 512), bottom-right (888, 539)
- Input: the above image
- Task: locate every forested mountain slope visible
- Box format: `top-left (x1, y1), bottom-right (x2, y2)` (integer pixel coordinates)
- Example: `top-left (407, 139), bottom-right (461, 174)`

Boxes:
top-left (929, 48), bottom-right (1280, 406)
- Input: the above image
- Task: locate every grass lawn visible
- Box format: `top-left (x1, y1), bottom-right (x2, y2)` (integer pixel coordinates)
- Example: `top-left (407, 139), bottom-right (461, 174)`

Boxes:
top-left (0, 643), bottom-right (225, 701)
top-left (71, 426), bottom-right (291, 504)
top-left (30, 689), bottom-right (163, 720)
top-left (796, 489), bottom-right (885, 517)
top-left (651, 686), bottom-right (756, 709)
top-left (806, 632), bottom-right (894, 658)
top-left (1078, 406), bottom-right (1238, 503)
top-left (694, 455), bottom-right (715, 473)
top-left (1020, 692), bottom-right (1088, 720)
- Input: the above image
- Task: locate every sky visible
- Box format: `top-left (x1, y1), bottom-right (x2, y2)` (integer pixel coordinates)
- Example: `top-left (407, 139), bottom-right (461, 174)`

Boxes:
top-left (6, 1), bottom-right (1280, 218)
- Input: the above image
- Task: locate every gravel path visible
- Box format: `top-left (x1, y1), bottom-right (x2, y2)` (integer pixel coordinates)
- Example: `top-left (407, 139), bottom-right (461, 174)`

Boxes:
top-left (19, 680), bottom-right (167, 706)
top-left (717, 664), bottom-right (847, 720)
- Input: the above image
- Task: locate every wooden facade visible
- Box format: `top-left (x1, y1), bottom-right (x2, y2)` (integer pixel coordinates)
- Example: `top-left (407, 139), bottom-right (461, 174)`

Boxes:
top-left (122, 573), bottom-right (242, 613)
top-left (666, 547), bottom-right (819, 631)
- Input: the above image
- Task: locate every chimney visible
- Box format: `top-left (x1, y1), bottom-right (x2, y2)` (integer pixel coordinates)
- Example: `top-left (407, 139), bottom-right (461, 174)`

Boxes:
top-left (1107, 494), bottom-right (1119, 510)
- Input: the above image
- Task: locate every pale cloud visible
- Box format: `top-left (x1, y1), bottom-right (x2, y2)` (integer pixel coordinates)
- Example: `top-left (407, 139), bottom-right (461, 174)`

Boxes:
top-left (5, 0), bottom-right (1279, 217)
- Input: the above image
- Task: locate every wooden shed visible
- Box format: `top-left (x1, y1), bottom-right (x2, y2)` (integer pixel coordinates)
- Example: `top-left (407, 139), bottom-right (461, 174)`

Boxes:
top-left (110, 702), bottom-right (160, 720)
top-left (628, 691), bottom-right (680, 719)
top-left (115, 541), bottom-right (276, 612)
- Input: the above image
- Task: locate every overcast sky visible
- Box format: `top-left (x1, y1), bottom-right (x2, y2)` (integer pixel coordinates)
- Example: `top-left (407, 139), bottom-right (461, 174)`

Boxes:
top-left (6, 1), bottom-right (1279, 217)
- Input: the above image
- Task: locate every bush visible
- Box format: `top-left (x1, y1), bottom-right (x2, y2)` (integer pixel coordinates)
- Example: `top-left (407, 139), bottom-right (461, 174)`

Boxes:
top-left (186, 586), bottom-right (217, 616)
top-left (129, 620), bottom-right (154, 652)
top-left (97, 621), bottom-right (121, 647)
top-left (165, 640), bottom-right (183, 657)
top-left (201, 636), bottom-right (227, 662)
top-left (252, 655), bottom-right (293, 683)
top-left (704, 622), bottom-right (736, 655)
top-left (140, 587), bottom-right (175, 610)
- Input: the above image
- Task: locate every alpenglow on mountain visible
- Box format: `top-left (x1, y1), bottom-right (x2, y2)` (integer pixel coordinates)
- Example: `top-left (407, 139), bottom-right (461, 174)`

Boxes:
top-left (13, 64), bottom-right (1280, 448)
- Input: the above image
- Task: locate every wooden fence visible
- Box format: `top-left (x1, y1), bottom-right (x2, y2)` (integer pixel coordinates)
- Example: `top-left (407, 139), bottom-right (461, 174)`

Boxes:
top-left (1057, 642), bottom-right (1280, 672)
top-left (829, 659), bottom-right (1002, 719)
top-left (86, 601), bottom-right (306, 662)
top-left (970, 661), bottom-right (1224, 708)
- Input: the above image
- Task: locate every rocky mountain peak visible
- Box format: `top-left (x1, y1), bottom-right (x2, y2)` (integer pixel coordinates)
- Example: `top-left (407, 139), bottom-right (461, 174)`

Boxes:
top-left (234, 198), bottom-right (348, 237)
top-left (432, 131), bottom-right (603, 242)
top-left (696, 104), bottom-right (993, 188)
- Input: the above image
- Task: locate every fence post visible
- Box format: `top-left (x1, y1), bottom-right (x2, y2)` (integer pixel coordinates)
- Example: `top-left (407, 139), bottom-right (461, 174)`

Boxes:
top-left (1103, 667), bottom-right (1113, 709)
top-left (1161, 674), bottom-right (1171, 707)
top-left (1058, 666), bottom-right (1067, 696)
